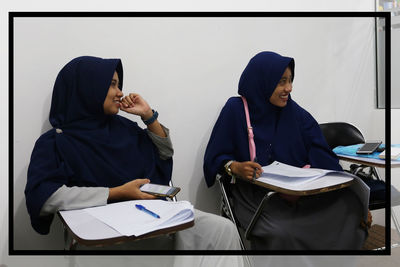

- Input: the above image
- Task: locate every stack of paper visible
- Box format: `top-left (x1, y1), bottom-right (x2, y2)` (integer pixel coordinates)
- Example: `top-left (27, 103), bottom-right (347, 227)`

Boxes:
top-left (83, 199), bottom-right (194, 237)
top-left (258, 161), bottom-right (354, 191)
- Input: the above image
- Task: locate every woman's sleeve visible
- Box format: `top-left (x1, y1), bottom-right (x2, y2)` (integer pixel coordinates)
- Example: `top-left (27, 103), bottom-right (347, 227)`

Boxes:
top-left (25, 134), bottom-right (70, 234)
top-left (300, 109), bottom-right (343, 171)
top-left (40, 185), bottom-right (109, 215)
top-left (146, 124), bottom-right (174, 160)
top-left (203, 98), bottom-right (242, 187)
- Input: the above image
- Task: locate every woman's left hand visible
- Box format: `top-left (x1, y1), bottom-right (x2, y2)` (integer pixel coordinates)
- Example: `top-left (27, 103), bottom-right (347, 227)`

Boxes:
top-left (120, 93), bottom-right (153, 120)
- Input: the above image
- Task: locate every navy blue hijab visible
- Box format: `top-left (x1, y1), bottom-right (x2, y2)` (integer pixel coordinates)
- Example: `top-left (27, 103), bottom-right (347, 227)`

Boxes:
top-left (203, 51), bottom-right (341, 187)
top-left (25, 56), bottom-right (172, 234)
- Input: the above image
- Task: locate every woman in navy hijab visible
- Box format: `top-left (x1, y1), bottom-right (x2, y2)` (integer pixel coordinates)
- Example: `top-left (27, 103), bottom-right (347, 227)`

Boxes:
top-left (203, 51), bottom-right (368, 250)
top-left (25, 56), bottom-right (173, 235)
top-left (25, 56), bottom-right (243, 254)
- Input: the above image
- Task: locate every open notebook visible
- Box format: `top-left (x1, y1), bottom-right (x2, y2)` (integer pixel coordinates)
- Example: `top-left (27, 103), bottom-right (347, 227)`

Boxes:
top-left (60, 199), bottom-right (194, 237)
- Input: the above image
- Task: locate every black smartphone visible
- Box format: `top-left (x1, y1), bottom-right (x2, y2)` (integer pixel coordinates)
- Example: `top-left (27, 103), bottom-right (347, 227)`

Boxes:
top-left (356, 141), bottom-right (382, 154)
top-left (140, 183), bottom-right (181, 198)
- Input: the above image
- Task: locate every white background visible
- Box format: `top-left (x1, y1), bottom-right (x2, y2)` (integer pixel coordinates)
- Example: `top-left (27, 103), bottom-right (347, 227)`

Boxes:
top-left (3, 0), bottom-right (400, 267)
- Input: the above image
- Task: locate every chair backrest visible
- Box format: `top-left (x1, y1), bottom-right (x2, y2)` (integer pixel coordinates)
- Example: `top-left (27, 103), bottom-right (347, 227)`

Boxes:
top-left (319, 122), bottom-right (365, 149)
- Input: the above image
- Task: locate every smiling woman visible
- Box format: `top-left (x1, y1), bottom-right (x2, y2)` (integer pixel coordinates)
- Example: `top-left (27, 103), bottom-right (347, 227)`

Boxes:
top-left (269, 67), bottom-right (293, 107)
top-left (25, 56), bottom-right (170, 234)
top-left (203, 51), bottom-right (369, 250)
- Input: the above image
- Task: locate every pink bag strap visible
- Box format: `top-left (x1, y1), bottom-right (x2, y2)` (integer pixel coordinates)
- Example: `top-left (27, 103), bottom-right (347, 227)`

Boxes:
top-left (241, 96), bottom-right (256, 162)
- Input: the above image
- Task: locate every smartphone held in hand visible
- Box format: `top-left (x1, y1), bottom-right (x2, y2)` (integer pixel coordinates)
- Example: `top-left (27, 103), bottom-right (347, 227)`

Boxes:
top-left (140, 183), bottom-right (181, 198)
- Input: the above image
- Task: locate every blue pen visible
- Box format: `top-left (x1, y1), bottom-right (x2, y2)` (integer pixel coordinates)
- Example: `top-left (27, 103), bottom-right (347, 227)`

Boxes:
top-left (135, 204), bottom-right (161, 219)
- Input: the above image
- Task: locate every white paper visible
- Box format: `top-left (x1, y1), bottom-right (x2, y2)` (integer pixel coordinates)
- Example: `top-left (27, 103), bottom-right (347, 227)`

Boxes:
top-left (59, 209), bottom-right (122, 240)
top-left (261, 161), bottom-right (322, 178)
top-left (260, 161), bottom-right (349, 187)
top-left (83, 199), bottom-right (194, 237)
top-left (379, 146), bottom-right (400, 159)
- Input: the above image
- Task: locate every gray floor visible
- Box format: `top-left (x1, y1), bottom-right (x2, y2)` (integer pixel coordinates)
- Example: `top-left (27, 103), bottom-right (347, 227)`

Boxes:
top-left (245, 225), bottom-right (400, 267)
top-left (357, 224), bottom-right (400, 267)
top-left (356, 247), bottom-right (400, 267)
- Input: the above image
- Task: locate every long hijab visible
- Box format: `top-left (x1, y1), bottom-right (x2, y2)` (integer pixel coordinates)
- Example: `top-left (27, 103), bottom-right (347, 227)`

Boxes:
top-left (25, 56), bottom-right (172, 234)
top-left (203, 51), bottom-right (341, 187)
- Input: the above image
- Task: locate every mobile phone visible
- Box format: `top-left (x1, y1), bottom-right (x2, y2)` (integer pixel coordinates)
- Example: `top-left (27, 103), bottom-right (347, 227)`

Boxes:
top-left (140, 183), bottom-right (181, 198)
top-left (356, 141), bottom-right (382, 154)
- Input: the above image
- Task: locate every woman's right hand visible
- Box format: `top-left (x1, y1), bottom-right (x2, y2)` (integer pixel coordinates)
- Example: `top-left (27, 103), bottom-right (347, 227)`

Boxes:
top-left (230, 161), bottom-right (263, 180)
top-left (108, 178), bottom-right (156, 202)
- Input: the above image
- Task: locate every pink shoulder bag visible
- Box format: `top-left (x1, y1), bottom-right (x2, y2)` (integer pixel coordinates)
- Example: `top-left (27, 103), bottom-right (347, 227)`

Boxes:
top-left (241, 96), bottom-right (256, 162)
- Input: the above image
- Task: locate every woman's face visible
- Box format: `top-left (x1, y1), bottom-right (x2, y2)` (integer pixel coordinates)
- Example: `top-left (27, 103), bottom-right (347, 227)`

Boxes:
top-left (269, 67), bottom-right (293, 107)
top-left (103, 71), bottom-right (123, 115)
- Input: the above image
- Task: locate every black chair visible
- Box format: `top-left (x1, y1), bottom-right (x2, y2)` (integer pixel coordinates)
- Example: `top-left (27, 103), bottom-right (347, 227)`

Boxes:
top-left (320, 122), bottom-right (400, 249)
top-left (319, 122), bottom-right (385, 210)
top-left (319, 122), bottom-right (364, 149)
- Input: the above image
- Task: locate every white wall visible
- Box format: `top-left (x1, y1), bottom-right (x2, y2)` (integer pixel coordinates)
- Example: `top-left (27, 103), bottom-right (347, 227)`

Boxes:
top-left (6, 0), bottom-right (400, 266)
top-left (12, 16), bottom-right (382, 251)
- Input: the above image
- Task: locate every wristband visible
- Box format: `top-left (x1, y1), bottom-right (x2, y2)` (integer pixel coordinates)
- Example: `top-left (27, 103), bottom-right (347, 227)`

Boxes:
top-left (224, 160), bottom-right (235, 176)
top-left (142, 109), bottom-right (158, 125)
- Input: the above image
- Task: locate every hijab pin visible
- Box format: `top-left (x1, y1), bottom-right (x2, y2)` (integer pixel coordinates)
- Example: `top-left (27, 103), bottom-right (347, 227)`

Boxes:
top-left (55, 128), bottom-right (63, 134)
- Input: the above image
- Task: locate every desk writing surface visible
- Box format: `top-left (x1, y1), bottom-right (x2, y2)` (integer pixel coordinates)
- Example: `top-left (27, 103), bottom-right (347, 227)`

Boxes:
top-left (333, 144), bottom-right (400, 168)
top-left (58, 210), bottom-right (194, 247)
top-left (253, 174), bottom-right (354, 196)
top-left (253, 161), bottom-right (355, 196)
top-left (337, 154), bottom-right (400, 168)
top-left (83, 199), bottom-right (194, 237)
top-left (58, 200), bottom-right (195, 247)
top-left (237, 161), bottom-right (370, 221)
top-left (248, 172), bottom-right (369, 219)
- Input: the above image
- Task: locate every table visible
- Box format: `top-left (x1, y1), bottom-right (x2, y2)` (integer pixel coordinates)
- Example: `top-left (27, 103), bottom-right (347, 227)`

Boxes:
top-left (252, 175), bottom-right (354, 196)
top-left (337, 154), bottom-right (400, 168)
top-left (58, 208), bottom-right (194, 249)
